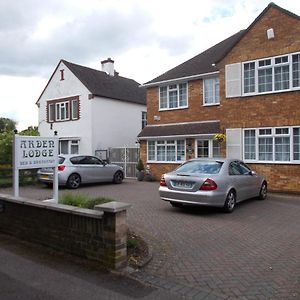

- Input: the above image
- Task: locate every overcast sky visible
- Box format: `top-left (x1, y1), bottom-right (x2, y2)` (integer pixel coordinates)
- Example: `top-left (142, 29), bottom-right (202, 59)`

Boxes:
top-left (0, 0), bottom-right (299, 130)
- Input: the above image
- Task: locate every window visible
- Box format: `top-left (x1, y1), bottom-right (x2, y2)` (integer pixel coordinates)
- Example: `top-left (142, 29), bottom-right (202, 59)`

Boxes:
top-left (56, 102), bottom-right (69, 121)
top-left (229, 161), bottom-right (251, 175)
top-left (47, 97), bottom-right (79, 122)
top-left (159, 83), bottom-right (187, 110)
top-left (147, 140), bottom-right (185, 162)
top-left (142, 111), bottom-right (147, 129)
top-left (242, 52), bottom-right (300, 95)
top-left (244, 127), bottom-right (300, 163)
top-left (243, 62), bottom-right (255, 93)
top-left (72, 99), bottom-right (79, 120)
top-left (203, 78), bottom-right (220, 105)
top-left (59, 140), bottom-right (79, 154)
top-left (197, 140), bottom-right (220, 158)
top-left (48, 103), bottom-right (55, 122)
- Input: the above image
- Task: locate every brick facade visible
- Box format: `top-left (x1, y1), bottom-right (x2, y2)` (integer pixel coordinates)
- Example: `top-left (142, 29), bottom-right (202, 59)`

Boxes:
top-left (140, 5), bottom-right (300, 193)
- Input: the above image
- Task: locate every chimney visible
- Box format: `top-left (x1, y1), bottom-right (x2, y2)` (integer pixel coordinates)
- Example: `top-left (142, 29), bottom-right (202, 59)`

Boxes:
top-left (101, 58), bottom-right (114, 76)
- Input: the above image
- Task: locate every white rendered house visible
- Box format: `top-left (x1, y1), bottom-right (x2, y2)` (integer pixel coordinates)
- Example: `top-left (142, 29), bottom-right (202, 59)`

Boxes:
top-left (36, 58), bottom-right (146, 156)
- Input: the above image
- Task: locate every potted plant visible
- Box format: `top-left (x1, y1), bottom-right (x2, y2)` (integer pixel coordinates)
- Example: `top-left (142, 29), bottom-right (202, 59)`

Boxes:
top-left (136, 159), bottom-right (145, 181)
top-left (214, 133), bottom-right (226, 143)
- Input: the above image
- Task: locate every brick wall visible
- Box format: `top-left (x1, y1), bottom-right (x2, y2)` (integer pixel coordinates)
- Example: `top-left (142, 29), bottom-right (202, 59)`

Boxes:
top-left (0, 195), bottom-right (130, 269)
top-left (141, 6), bottom-right (300, 193)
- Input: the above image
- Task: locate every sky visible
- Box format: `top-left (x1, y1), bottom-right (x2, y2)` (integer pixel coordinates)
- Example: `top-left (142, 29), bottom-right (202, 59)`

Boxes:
top-left (0, 0), bottom-right (299, 131)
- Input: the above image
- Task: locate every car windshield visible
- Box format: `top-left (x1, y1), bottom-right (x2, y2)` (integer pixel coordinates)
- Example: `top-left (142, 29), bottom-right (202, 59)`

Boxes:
top-left (176, 160), bottom-right (223, 174)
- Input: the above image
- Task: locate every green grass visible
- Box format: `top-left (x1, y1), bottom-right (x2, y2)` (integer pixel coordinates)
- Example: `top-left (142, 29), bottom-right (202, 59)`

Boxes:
top-left (59, 192), bottom-right (114, 209)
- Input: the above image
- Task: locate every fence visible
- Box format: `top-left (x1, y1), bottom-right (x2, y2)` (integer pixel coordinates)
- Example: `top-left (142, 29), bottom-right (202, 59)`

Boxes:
top-left (108, 147), bottom-right (139, 178)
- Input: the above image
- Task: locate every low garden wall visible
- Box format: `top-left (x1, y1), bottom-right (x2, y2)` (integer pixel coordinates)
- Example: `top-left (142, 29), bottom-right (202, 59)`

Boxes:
top-left (0, 194), bottom-right (131, 270)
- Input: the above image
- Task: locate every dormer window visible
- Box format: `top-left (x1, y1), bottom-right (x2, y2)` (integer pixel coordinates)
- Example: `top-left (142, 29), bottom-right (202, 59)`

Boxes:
top-left (60, 69), bottom-right (65, 81)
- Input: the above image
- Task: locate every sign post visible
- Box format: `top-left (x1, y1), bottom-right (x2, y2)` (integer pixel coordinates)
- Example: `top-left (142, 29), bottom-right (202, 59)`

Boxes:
top-left (13, 135), bottom-right (59, 202)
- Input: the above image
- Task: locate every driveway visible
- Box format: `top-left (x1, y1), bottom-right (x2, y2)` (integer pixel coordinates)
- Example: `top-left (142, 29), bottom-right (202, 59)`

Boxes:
top-left (1, 181), bottom-right (300, 299)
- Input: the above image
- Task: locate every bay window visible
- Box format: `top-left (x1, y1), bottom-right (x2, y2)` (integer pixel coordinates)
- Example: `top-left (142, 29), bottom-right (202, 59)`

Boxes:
top-left (159, 83), bottom-right (187, 110)
top-left (147, 140), bottom-right (185, 162)
top-left (243, 126), bottom-right (300, 163)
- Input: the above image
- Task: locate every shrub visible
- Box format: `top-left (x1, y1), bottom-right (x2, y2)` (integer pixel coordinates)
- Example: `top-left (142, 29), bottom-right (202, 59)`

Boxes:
top-left (136, 159), bottom-right (145, 172)
top-left (59, 192), bottom-right (114, 209)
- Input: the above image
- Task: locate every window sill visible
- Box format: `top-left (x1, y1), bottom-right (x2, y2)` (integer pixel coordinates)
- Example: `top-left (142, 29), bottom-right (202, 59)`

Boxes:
top-left (159, 106), bottom-right (188, 112)
top-left (244, 160), bottom-right (300, 165)
top-left (147, 161), bottom-right (184, 164)
top-left (203, 103), bottom-right (220, 107)
top-left (242, 86), bottom-right (300, 97)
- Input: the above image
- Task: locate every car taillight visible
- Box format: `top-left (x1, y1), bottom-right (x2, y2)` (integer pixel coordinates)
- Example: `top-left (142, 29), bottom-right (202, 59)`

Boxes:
top-left (160, 174), bottom-right (167, 186)
top-left (200, 178), bottom-right (217, 191)
top-left (58, 165), bottom-right (65, 171)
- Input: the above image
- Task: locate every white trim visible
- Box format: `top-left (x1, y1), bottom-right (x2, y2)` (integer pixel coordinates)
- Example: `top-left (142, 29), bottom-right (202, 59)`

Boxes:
top-left (242, 51), bottom-right (300, 96)
top-left (243, 126), bottom-right (300, 164)
top-left (142, 71), bottom-right (220, 88)
top-left (159, 82), bottom-right (188, 111)
top-left (145, 120), bottom-right (220, 127)
top-left (139, 133), bottom-right (219, 140)
top-left (203, 77), bottom-right (220, 105)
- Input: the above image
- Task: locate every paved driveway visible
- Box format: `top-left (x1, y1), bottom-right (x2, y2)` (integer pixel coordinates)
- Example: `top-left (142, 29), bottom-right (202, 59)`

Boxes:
top-left (1, 181), bottom-right (300, 299)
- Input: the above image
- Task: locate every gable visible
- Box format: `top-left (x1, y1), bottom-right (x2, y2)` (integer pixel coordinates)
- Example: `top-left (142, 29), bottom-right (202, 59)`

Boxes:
top-left (221, 3), bottom-right (300, 65)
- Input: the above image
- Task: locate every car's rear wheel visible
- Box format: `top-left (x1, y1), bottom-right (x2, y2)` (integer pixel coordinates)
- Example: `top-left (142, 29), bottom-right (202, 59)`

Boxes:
top-left (258, 181), bottom-right (267, 200)
top-left (67, 173), bottom-right (81, 189)
top-left (113, 171), bottom-right (123, 184)
top-left (223, 190), bottom-right (236, 213)
top-left (170, 201), bottom-right (183, 208)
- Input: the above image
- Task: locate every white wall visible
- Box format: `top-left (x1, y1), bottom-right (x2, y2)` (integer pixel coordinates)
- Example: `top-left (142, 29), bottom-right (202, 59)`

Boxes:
top-left (91, 96), bottom-right (146, 152)
top-left (37, 61), bottom-right (93, 154)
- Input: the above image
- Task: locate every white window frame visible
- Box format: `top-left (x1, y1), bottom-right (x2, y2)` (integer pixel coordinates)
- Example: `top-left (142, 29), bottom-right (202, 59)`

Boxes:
top-left (196, 139), bottom-right (220, 158)
top-left (242, 51), bottom-right (300, 96)
top-left (203, 77), bottom-right (220, 106)
top-left (147, 139), bottom-right (186, 163)
top-left (59, 139), bottom-right (79, 154)
top-left (243, 126), bottom-right (300, 164)
top-left (56, 101), bottom-right (70, 121)
top-left (159, 83), bottom-right (188, 111)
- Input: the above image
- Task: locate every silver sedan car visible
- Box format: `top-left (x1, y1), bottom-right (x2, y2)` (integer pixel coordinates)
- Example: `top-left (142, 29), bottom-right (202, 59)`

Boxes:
top-left (37, 154), bottom-right (124, 189)
top-left (159, 158), bottom-right (267, 213)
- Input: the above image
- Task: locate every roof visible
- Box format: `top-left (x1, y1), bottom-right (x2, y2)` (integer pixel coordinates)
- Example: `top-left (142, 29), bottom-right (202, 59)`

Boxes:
top-left (145, 2), bottom-right (300, 86)
top-left (138, 121), bottom-right (220, 139)
top-left (37, 60), bottom-right (146, 105)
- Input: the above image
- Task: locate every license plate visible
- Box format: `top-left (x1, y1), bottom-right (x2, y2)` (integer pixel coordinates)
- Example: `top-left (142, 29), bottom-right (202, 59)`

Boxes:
top-left (173, 181), bottom-right (193, 188)
top-left (40, 175), bottom-right (49, 180)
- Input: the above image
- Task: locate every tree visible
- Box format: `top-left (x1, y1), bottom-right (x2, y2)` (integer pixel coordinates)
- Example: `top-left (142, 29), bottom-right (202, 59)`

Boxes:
top-left (0, 125), bottom-right (39, 164)
top-left (0, 117), bottom-right (16, 133)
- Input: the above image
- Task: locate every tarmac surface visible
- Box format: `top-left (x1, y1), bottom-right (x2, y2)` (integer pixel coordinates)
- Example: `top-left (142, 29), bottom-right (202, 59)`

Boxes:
top-left (1, 180), bottom-right (300, 299)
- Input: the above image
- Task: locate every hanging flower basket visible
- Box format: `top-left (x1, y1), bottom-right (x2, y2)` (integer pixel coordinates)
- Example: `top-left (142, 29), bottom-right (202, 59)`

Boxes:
top-left (214, 133), bottom-right (226, 143)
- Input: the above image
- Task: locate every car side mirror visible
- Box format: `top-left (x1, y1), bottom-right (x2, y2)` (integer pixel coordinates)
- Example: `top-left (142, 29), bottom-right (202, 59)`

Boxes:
top-left (249, 170), bottom-right (256, 176)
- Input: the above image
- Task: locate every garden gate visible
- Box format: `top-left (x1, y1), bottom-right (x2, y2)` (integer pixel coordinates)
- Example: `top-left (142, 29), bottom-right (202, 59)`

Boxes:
top-left (108, 147), bottom-right (139, 178)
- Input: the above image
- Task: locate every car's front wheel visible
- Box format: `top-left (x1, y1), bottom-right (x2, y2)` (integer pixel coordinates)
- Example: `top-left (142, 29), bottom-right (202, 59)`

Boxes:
top-left (113, 171), bottom-right (124, 184)
top-left (223, 190), bottom-right (236, 213)
top-left (258, 181), bottom-right (267, 200)
top-left (67, 173), bottom-right (81, 189)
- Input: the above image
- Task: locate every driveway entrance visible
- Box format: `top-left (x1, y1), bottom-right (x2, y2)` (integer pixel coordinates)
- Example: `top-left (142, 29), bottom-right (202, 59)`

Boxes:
top-left (1, 182), bottom-right (299, 299)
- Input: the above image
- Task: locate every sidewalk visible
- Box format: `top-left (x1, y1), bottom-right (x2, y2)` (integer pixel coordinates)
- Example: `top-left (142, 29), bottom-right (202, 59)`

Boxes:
top-left (0, 233), bottom-right (182, 300)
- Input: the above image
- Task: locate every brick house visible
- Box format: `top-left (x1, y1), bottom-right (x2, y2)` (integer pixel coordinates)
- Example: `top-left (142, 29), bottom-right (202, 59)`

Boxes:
top-left (138, 3), bottom-right (300, 193)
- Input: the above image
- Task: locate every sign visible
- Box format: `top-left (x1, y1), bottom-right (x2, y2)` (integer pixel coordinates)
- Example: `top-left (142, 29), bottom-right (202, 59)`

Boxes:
top-left (14, 136), bottom-right (58, 169)
top-left (13, 135), bottom-right (59, 202)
